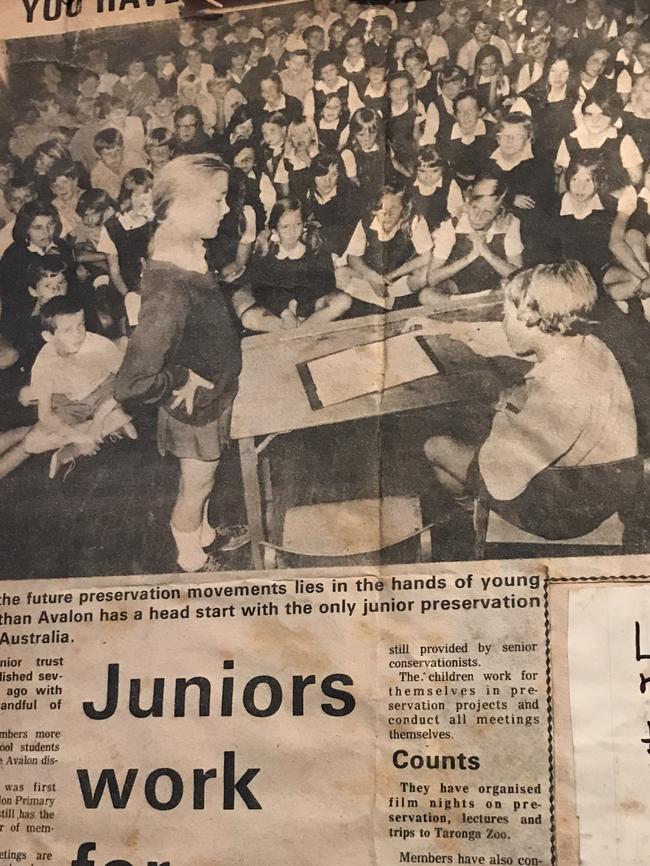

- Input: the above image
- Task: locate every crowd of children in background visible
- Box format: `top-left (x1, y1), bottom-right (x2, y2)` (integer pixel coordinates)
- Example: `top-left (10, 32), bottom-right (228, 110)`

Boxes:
top-left (0, 0), bottom-right (650, 486)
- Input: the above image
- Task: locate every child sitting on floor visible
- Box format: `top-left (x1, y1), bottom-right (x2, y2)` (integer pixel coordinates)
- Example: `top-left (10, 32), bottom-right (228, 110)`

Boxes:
top-left (23, 295), bottom-right (135, 479)
top-left (240, 196), bottom-right (351, 331)
top-left (417, 260), bottom-right (638, 540)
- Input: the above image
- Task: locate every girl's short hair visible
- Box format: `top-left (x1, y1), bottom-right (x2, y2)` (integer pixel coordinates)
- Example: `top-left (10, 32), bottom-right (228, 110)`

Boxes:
top-left (262, 110), bottom-right (288, 129)
top-left (94, 127), bottom-right (124, 152)
top-left (505, 261), bottom-right (597, 336)
top-left (303, 24), bottom-right (325, 42)
top-left (564, 153), bottom-right (600, 188)
top-left (403, 46), bottom-right (429, 67)
top-left (582, 87), bottom-right (623, 121)
top-left (27, 253), bottom-right (67, 289)
top-left (437, 63), bottom-right (467, 86)
top-left (108, 95), bottom-right (128, 112)
top-left (153, 154), bottom-right (230, 226)
top-left (13, 200), bottom-right (62, 244)
top-left (496, 111), bottom-right (533, 140)
top-left (174, 104), bottom-right (203, 126)
top-left (416, 145), bottom-right (445, 169)
top-left (350, 107), bottom-right (381, 136)
top-left (76, 188), bottom-right (116, 217)
top-left (343, 31), bottom-right (364, 49)
top-left (474, 44), bottom-right (502, 69)
top-left (370, 184), bottom-right (412, 225)
top-left (322, 92), bottom-right (343, 110)
top-left (32, 139), bottom-right (72, 164)
top-left (388, 70), bottom-right (416, 91)
top-left (47, 159), bottom-right (82, 185)
top-left (260, 71), bottom-right (283, 92)
top-left (467, 175), bottom-right (508, 205)
top-left (230, 138), bottom-right (256, 161)
top-left (145, 127), bottom-right (176, 151)
top-left (453, 89), bottom-right (480, 112)
top-left (269, 195), bottom-right (304, 231)
top-left (310, 150), bottom-right (340, 179)
top-left (364, 52), bottom-right (387, 70)
top-left (228, 42), bottom-right (249, 60)
top-left (328, 18), bottom-right (350, 39)
top-left (118, 168), bottom-right (154, 213)
top-left (314, 50), bottom-right (341, 79)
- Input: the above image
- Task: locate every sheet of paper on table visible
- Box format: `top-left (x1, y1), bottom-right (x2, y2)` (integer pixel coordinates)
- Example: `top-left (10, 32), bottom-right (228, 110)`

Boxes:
top-left (340, 274), bottom-right (414, 310)
top-left (304, 333), bottom-right (440, 408)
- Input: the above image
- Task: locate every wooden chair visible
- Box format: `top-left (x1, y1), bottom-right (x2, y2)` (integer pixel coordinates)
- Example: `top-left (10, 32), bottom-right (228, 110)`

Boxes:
top-left (473, 457), bottom-right (643, 559)
top-left (262, 496), bottom-right (433, 569)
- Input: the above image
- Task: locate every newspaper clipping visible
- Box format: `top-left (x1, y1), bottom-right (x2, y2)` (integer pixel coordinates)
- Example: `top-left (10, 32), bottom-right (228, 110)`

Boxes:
top-left (0, 0), bottom-right (650, 862)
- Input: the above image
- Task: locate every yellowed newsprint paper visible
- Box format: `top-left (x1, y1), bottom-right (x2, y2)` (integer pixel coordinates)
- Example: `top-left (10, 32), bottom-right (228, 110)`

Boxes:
top-left (2, 0), bottom-right (650, 865)
top-left (3, 557), bottom-right (650, 866)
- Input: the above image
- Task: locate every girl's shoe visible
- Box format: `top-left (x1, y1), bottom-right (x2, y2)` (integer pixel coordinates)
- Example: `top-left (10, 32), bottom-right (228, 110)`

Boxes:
top-left (49, 444), bottom-right (79, 480)
top-left (214, 524), bottom-right (251, 552)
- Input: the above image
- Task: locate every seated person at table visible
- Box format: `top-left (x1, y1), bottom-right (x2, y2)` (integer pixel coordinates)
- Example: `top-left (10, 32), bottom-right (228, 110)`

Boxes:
top-left (420, 261), bottom-right (638, 539)
top-left (23, 295), bottom-right (134, 479)
top-left (239, 196), bottom-right (351, 332)
top-left (420, 177), bottom-right (523, 302)
top-left (336, 184), bottom-right (433, 305)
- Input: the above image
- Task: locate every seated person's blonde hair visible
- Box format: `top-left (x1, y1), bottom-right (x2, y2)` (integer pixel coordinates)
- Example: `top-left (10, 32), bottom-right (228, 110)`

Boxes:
top-left (504, 260), bottom-right (598, 336)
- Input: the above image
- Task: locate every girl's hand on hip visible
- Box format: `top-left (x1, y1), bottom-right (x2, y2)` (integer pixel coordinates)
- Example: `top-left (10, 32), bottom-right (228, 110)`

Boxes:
top-left (171, 370), bottom-right (215, 415)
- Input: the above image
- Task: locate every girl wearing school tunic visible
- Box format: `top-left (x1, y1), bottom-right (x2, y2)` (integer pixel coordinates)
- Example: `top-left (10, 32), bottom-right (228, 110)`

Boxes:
top-left (341, 33), bottom-right (368, 96)
top-left (553, 155), bottom-right (645, 294)
top-left (340, 107), bottom-right (388, 206)
top-left (275, 119), bottom-right (321, 203)
top-left (622, 73), bottom-right (650, 165)
top-left (336, 184), bottom-right (433, 306)
top-left (409, 146), bottom-right (464, 232)
top-left (555, 89), bottom-right (644, 188)
top-left (437, 90), bottom-right (494, 189)
top-left (305, 152), bottom-right (361, 259)
top-left (303, 51), bottom-right (363, 124)
top-left (242, 197), bottom-right (351, 331)
top-left (425, 63), bottom-right (468, 146)
top-left (420, 177), bottom-right (523, 302)
top-left (520, 57), bottom-right (580, 169)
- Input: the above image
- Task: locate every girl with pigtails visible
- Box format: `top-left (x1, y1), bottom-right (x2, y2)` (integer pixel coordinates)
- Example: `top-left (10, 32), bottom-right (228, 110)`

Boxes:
top-left (240, 196), bottom-right (351, 332)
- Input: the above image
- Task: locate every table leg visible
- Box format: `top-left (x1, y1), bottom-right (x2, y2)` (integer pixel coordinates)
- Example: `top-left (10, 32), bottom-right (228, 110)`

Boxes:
top-left (239, 436), bottom-right (265, 569)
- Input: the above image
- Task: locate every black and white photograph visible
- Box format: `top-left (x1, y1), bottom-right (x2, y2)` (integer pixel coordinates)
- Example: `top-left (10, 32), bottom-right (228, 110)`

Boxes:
top-left (1, 0), bottom-right (650, 578)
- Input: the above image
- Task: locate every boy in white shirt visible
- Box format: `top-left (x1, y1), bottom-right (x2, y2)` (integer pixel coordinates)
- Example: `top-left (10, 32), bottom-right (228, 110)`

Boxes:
top-left (24, 296), bottom-right (135, 478)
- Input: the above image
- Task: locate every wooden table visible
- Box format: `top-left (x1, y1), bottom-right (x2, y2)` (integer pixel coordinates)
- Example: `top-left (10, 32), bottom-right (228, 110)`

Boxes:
top-left (231, 294), bottom-right (526, 568)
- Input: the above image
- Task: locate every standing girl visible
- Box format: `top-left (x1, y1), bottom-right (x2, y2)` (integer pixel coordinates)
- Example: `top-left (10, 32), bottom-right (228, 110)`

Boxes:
top-left (115, 155), bottom-right (246, 573)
